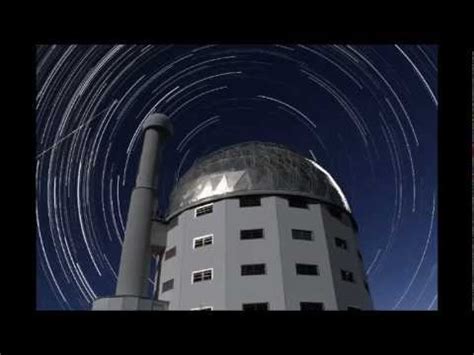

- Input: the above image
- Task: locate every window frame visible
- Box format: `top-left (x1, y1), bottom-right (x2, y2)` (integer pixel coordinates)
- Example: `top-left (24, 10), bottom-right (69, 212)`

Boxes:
top-left (242, 302), bottom-right (269, 311)
top-left (295, 263), bottom-right (320, 276)
top-left (335, 237), bottom-right (348, 250)
top-left (341, 269), bottom-right (355, 283)
top-left (191, 268), bottom-right (214, 284)
top-left (300, 302), bottom-right (325, 311)
top-left (291, 229), bottom-right (314, 241)
top-left (347, 306), bottom-right (362, 311)
top-left (287, 197), bottom-right (309, 209)
top-left (241, 263), bottom-right (266, 276)
top-left (239, 195), bottom-right (262, 207)
top-left (161, 279), bottom-right (174, 293)
top-left (193, 234), bottom-right (214, 249)
top-left (164, 246), bottom-right (177, 260)
top-left (240, 228), bottom-right (265, 240)
top-left (194, 203), bottom-right (214, 218)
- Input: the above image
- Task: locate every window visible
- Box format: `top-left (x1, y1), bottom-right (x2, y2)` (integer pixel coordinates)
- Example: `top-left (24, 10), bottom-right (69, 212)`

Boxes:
top-left (241, 263), bottom-right (266, 276)
top-left (190, 306), bottom-right (213, 311)
top-left (164, 246), bottom-right (176, 260)
top-left (242, 302), bottom-right (269, 311)
top-left (357, 250), bottom-right (363, 261)
top-left (335, 237), bottom-right (348, 250)
top-left (195, 203), bottom-right (213, 217)
top-left (300, 302), bottom-right (324, 311)
top-left (168, 217), bottom-right (178, 230)
top-left (239, 196), bottom-right (261, 207)
top-left (341, 269), bottom-right (355, 283)
top-left (328, 205), bottom-right (343, 219)
top-left (193, 234), bottom-right (214, 249)
top-left (296, 263), bottom-right (319, 275)
top-left (347, 306), bottom-right (361, 311)
top-left (288, 197), bottom-right (308, 209)
top-left (162, 279), bottom-right (174, 292)
top-left (240, 229), bottom-right (264, 240)
top-left (292, 229), bottom-right (313, 241)
top-left (192, 268), bottom-right (213, 283)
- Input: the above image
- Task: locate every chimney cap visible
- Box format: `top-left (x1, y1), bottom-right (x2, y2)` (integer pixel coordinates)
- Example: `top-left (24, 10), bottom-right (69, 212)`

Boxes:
top-left (143, 113), bottom-right (173, 137)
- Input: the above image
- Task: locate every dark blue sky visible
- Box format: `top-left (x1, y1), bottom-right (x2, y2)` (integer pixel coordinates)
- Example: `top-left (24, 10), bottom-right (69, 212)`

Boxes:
top-left (35, 44), bottom-right (437, 310)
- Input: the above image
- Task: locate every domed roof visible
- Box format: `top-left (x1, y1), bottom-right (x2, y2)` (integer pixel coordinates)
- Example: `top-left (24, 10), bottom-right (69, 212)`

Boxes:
top-left (166, 141), bottom-right (351, 219)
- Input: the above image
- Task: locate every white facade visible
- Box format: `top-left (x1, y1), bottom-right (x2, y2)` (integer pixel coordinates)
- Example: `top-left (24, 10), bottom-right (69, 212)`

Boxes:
top-left (157, 195), bottom-right (373, 310)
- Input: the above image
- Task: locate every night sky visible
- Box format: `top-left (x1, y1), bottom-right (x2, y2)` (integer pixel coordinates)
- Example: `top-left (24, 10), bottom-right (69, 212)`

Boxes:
top-left (35, 44), bottom-right (438, 310)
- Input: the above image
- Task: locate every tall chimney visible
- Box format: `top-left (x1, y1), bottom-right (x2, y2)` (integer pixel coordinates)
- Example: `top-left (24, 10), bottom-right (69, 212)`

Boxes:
top-left (115, 113), bottom-right (173, 297)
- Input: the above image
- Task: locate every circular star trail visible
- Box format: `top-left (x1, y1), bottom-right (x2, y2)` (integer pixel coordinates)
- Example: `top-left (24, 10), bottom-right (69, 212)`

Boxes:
top-left (35, 44), bottom-right (438, 310)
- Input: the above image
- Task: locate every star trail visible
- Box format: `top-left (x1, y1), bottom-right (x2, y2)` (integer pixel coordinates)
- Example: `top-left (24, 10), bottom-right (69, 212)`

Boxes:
top-left (35, 44), bottom-right (438, 310)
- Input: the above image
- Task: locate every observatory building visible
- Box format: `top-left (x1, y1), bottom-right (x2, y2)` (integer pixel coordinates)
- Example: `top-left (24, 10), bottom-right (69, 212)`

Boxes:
top-left (157, 142), bottom-right (372, 310)
top-left (92, 115), bottom-right (373, 311)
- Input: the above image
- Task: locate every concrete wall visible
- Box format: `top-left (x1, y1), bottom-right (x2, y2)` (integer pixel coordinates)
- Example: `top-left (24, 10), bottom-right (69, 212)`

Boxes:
top-left (159, 200), bottom-right (227, 310)
top-left (158, 195), bottom-right (373, 310)
top-left (320, 206), bottom-right (373, 310)
top-left (158, 214), bottom-right (183, 310)
top-left (224, 196), bottom-right (286, 310)
top-left (275, 199), bottom-right (339, 310)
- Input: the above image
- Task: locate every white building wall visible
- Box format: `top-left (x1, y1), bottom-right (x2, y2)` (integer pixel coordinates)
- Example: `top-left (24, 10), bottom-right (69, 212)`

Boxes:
top-left (158, 195), bottom-right (373, 310)
top-left (224, 196), bottom-right (286, 310)
top-left (275, 199), bottom-right (339, 310)
top-left (320, 207), bottom-right (373, 310)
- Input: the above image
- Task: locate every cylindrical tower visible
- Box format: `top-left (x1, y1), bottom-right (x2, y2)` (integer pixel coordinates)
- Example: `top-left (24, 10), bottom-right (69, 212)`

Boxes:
top-left (156, 142), bottom-right (373, 310)
top-left (92, 113), bottom-right (172, 311)
top-left (116, 113), bottom-right (173, 297)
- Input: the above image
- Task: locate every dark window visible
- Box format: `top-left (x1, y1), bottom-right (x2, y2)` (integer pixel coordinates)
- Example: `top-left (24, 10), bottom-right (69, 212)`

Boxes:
top-left (167, 217), bottom-right (178, 230)
top-left (192, 268), bottom-right (213, 283)
top-left (195, 204), bottom-right (213, 217)
top-left (288, 197), bottom-right (308, 209)
top-left (296, 263), bottom-right (319, 275)
top-left (347, 306), bottom-right (361, 311)
top-left (240, 229), bottom-right (264, 240)
top-left (335, 237), bottom-right (348, 250)
top-left (357, 250), bottom-right (363, 261)
top-left (162, 279), bottom-right (174, 292)
top-left (241, 263), bottom-right (266, 276)
top-left (341, 269), bottom-right (355, 283)
top-left (300, 302), bottom-right (324, 311)
top-left (164, 246), bottom-right (176, 260)
top-left (327, 205), bottom-right (343, 220)
top-left (242, 302), bottom-right (269, 311)
top-left (194, 235), bottom-right (213, 249)
top-left (239, 196), bottom-right (261, 207)
top-left (292, 229), bottom-right (313, 241)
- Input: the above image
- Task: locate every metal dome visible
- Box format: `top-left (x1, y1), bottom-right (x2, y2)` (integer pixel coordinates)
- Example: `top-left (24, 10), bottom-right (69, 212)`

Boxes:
top-left (166, 141), bottom-right (351, 219)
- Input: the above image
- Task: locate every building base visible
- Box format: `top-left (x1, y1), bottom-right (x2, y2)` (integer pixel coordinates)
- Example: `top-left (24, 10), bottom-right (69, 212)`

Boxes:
top-left (92, 296), bottom-right (169, 311)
